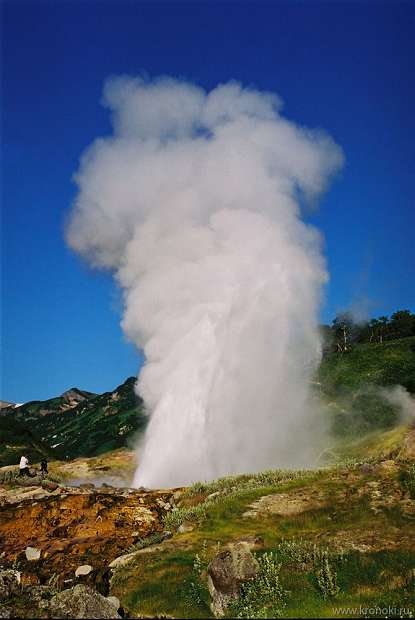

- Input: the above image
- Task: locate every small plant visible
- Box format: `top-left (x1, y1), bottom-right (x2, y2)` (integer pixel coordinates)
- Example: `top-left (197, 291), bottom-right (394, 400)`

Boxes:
top-left (163, 502), bottom-right (209, 530)
top-left (184, 541), bottom-right (210, 609)
top-left (314, 551), bottom-right (340, 599)
top-left (274, 538), bottom-right (314, 565)
top-left (274, 538), bottom-right (343, 600)
top-left (228, 552), bottom-right (288, 619)
top-left (185, 468), bottom-right (318, 500)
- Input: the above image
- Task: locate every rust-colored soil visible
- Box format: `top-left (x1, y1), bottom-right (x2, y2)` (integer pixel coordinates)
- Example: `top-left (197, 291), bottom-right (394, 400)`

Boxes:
top-left (0, 485), bottom-right (176, 587)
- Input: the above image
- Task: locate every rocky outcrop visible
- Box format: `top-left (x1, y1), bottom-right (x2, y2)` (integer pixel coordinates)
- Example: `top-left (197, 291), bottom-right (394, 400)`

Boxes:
top-left (0, 577), bottom-right (121, 619)
top-left (207, 542), bottom-right (259, 616)
top-left (0, 485), bottom-right (176, 589)
top-left (47, 584), bottom-right (121, 619)
top-left (0, 571), bottom-right (20, 602)
top-left (242, 490), bottom-right (326, 519)
top-left (61, 389), bottom-right (95, 406)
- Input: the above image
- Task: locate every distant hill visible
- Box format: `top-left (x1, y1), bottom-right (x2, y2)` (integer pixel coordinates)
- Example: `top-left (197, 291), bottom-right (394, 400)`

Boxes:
top-left (1, 337), bottom-right (413, 468)
top-left (0, 400), bottom-right (18, 409)
top-left (0, 377), bottom-right (147, 466)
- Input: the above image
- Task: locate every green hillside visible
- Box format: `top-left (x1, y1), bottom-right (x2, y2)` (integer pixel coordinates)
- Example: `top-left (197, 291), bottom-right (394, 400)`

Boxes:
top-left (317, 337), bottom-right (415, 436)
top-left (318, 336), bottom-right (415, 395)
top-left (109, 446), bottom-right (415, 619)
top-left (0, 416), bottom-right (60, 467)
top-left (0, 377), bottom-right (147, 466)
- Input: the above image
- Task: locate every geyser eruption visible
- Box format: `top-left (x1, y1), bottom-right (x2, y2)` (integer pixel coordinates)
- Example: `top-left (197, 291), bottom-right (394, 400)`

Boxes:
top-left (67, 76), bottom-right (344, 488)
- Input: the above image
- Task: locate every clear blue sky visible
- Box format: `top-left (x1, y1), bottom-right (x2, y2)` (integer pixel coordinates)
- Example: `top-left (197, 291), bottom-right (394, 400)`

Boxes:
top-left (1, 1), bottom-right (414, 403)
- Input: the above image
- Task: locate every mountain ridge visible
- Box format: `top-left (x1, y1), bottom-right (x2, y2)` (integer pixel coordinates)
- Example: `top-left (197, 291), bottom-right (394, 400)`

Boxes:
top-left (0, 377), bottom-right (146, 466)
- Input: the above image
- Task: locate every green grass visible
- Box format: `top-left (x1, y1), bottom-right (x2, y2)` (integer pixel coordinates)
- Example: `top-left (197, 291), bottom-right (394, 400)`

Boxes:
top-left (317, 337), bottom-right (415, 436)
top-left (110, 457), bottom-right (415, 619)
top-left (318, 337), bottom-right (415, 396)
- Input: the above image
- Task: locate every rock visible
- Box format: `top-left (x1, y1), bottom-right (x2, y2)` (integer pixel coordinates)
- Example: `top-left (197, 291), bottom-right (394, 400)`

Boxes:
top-left (207, 542), bottom-right (259, 616)
top-left (75, 565), bottom-right (93, 577)
top-left (242, 491), bottom-right (326, 519)
top-left (109, 551), bottom-right (139, 570)
top-left (80, 483), bottom-right (95, 489)
top-left (19, 476), bottom-right (42, 487)
top-left (42, 480), bottom-right (59, 492)
top-left (0, 604), bottom-right (12, 619)
top-left (207, 491), bottom-right (221, 501)
top-left (47, 584), bottom-right (121, 618)
top-left (178, 521), bottom-right (194, 533)
top-left (359, 463), bottom-right (375, 475)
top-left (0, 570), bottom-right (20, 602)
top-left (106, 596), bottom-right (120, 610)
top-left (25, 584), bottom-right (57, 603)
top-left (156, 499), bottom-right (171, 510)
top-left (25, 546), bottom-right (41, 561)
top-left (0, 485), bottom-right (175, 590)
top-left (233, 535), bottom-right (264, 550)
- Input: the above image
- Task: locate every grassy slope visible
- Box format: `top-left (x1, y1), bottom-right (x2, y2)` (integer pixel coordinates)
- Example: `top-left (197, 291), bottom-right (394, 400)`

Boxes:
top-left (110, 454), bottom-right (415, 618)
top-left (109, 339), bottom-right (415, 618)
top-left (317, 337), bottom-right (415, 437)
top-left (318, 337), bottom-right (415, 396)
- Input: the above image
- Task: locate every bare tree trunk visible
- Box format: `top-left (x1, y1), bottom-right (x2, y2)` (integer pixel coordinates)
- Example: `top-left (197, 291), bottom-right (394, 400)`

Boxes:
top-left (342, 326), bottom-right (348, 351)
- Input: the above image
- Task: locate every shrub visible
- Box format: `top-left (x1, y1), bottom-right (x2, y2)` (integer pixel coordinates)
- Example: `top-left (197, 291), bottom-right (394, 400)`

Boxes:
top-left (184, 541), bottom-right (211, 610)
top-left (163, 502), bottom-right (209, 530)
top-left (227, 552), bottom-right (288, 618)
top-left (315, 551), bottom-right (340, 599)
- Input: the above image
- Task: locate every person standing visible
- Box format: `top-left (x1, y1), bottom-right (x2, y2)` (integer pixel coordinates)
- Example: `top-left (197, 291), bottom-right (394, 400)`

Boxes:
top-left (19, 455), bottom-right (29, 476)
top-left (40, 459), bottom-right (48, 477)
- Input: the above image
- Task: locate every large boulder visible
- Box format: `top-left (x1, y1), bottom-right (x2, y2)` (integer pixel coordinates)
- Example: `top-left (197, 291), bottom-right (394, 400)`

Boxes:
top-left (0, 570), bottom-right (20, 602)
top-left (207, 542), bottom-right (259, 616)
top-left (47, 584), bottom-right (121, 619)
top-left (0, 604), bottom-right (12, 619)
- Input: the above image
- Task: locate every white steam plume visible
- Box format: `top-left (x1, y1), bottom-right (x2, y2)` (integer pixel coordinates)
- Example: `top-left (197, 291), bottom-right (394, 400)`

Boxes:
top-left (67, 76), bottom-right (344, 488)
top-left (381, 385), bottom-right (415, 422)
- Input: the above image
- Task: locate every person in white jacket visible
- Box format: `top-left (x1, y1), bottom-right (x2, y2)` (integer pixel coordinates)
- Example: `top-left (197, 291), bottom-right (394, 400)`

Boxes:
top-left (19, 455), bottom-right (29, 476)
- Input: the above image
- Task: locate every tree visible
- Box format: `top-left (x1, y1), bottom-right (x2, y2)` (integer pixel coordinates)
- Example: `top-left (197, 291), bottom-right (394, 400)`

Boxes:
top-left (332, 312), bottom-right (354, 352)
top-left (377, 316), bottom-right (389, 343)
top-left (368, 318), bottom-right (379, 343)
top-left (389, 310), bottom-right (415, 340)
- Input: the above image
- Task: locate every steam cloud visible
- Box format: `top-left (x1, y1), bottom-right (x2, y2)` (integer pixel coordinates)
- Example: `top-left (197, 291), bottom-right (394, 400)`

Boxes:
top-left (381, 385), bottom-right (415, 422)
top-left (67, 76), bottom-right (344, 488)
